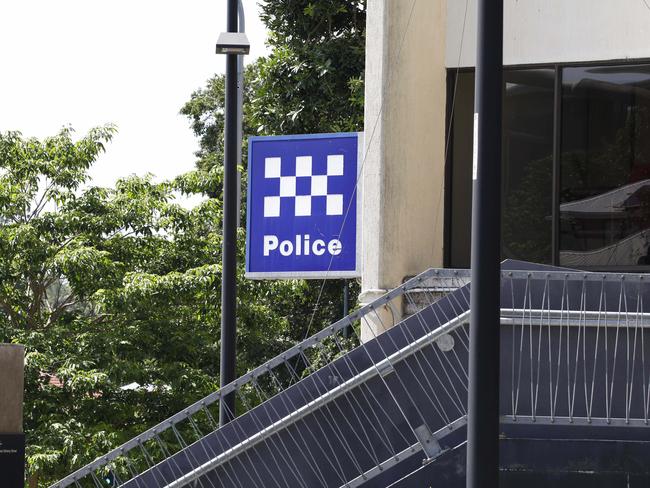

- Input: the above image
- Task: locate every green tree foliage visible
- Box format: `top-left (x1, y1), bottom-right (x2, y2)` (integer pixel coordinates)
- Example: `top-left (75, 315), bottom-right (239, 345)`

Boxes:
top-left (181, 1), bottom-right (365, 159)
top-left (1, 2), bottom-right (366, 485)
top-left (0, 128), bottom-right (300, 485)
top-left (254, 0), bottom-right (365, 134)
top-left (180, 0), bottom-right (366, 342)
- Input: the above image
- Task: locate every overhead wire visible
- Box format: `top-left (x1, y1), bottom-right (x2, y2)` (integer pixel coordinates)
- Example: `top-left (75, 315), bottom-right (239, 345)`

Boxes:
top-left (303, 0), bottom-right (472, 340)
top-left (302, 0), bottom-right (420, 340)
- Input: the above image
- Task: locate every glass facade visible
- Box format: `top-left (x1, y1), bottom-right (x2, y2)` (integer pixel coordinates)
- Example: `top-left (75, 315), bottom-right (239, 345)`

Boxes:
top-left (448, 63), bottom-right (650, 271)
top-left (448, 72), bottom-right (474, 268)
top-left (560, 65), bottom-right (650, 268)
top-left (502, 69), bottom-right (554, 264)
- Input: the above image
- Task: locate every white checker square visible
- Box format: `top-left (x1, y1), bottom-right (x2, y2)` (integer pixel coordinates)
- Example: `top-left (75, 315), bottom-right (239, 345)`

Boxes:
top-left (265, 157), bottom-right (281, 178)
top-left (311, 175), bottom-right (328, 196)
top-left (296, 156), bottom-right (312, 177)
top-left (327, 154), bottom-right (344, 176)
top-left (264, 196), bottom-right (281, 217)
top-left (295, 195), bottom-right (312, 216)
top-left (279, 176), bottom-right (296, 197)
top-left (326, 194), bottom-right (343, 215)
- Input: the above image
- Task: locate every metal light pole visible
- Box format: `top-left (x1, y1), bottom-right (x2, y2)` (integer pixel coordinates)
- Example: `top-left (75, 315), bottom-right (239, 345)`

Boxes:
top-left (236, 0), bottom-right (245, 227)
top-left (216, 0), bottom-right (249, 426)
top-left (466, 0), bottom-right (503, 486)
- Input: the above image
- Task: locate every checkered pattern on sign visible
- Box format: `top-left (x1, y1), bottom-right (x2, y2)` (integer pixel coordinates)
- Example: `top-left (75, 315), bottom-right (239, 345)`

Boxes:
top-left (263, 155), bottom-right (345, 217)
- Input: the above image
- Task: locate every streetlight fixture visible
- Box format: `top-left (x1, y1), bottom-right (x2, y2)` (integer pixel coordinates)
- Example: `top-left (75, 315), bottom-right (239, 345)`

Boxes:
top-left (215, 0), bottom-right (248, 427)
top-left (216, 32), bottom-right (250, 55)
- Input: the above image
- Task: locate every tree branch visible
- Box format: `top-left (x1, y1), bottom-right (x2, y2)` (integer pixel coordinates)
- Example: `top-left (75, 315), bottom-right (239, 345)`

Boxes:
top-left (28, 179), bottom-right (56, 221)
top-left (0, 297), bottom-right (22, 325)
top-left (46, 294), bottom-right (79, 328)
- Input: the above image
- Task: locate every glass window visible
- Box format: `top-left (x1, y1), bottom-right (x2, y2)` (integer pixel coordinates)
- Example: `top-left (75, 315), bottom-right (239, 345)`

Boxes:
top-left (502, 69), bottom-right (554, 264)
top-left (560, 65), bottom-right (650, 269)
top-left (449, 72), bottom-right (474, 268)
top-left (447, 69), bottom-right (554, 267)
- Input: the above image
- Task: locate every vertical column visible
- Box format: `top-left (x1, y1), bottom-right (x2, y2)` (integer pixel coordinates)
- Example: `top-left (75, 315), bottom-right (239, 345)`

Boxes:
top-left (220, 0), bottom-right (239, 426)
top-left (360, 0), bottom-right (448, 340)
top-left (466, 0), bottom-right (503, 487)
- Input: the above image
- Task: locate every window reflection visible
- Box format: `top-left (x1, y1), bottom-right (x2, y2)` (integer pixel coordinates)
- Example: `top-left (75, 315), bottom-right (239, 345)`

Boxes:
top-left (560, 65), bottom-right (650, 268)
top-left (448, 63), bottom-right (650, 270)
top-left (448, 69), bottom-right (554, 267)
top-left (449, 72), bottom-right (474, 268)
top-left (502, 69), bottom-right (554, 264)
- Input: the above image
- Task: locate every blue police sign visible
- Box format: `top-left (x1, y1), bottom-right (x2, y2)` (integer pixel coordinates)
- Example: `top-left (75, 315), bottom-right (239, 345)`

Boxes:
top-left (246, 133), bottom-right (361, 279)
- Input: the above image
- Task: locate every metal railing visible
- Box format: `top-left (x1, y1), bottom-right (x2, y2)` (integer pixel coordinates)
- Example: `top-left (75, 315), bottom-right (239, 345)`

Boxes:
top-left (52, 267), bottom-right (650, 488)
top-left (501, 270), bottom-right (650, 426)
top-left (50, 268), bottom-right (470, 488)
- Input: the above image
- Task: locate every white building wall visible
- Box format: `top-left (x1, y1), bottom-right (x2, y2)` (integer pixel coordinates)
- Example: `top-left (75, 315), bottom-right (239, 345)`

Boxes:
top-left (360, 0), bottom-right (447, 341)
top-left (447, 0), bottom-right (650, 67)
top-left (361, 0), bottom-right (650, 340)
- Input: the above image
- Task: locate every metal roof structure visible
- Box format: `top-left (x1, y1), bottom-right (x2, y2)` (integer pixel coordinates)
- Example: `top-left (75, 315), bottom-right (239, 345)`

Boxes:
top-left (51, 261), bottom-right (650, 487)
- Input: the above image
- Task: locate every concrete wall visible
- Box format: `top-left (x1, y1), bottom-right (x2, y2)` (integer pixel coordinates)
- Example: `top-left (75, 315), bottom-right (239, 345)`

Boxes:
top-left (361, 0), bottom-right (447, 340)
top-left (361, 0), bottom-right (650, 341)
top-left (447, 0), bottom-right (650, 67)
top-left (0, 344), bottom-right (24, 433)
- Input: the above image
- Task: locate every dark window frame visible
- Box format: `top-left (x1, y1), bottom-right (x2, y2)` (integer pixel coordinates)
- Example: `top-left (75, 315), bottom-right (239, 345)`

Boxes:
top-left (444, 58), bottom-right (650, 272)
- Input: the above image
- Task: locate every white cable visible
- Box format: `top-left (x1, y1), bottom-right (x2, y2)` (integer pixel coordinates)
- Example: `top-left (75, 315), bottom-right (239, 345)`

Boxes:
top-left (303, 0), bottom-right (421, 339)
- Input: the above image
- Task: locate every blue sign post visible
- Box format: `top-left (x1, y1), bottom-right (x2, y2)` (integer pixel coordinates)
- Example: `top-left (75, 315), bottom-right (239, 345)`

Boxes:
top-left (246, 133), bottom-right (361, 279)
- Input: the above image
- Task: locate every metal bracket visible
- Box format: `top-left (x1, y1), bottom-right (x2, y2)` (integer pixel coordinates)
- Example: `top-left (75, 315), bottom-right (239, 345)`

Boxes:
top-left (376, 360), bottom-right (395, 377)
top-left (413, 424), bottom-right (442, 459)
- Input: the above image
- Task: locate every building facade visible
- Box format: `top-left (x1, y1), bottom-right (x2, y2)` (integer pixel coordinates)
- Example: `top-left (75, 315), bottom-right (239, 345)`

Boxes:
top-left (360, 0), bottom-right (650, 338)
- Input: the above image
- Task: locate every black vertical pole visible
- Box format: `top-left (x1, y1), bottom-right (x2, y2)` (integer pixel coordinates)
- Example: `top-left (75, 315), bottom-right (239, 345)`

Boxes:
top-left (220, 0), bottom-right (239, 426)
top-left (342, 280), bottom-right (351, 337)
top-left (466, 0), bottom-right (502, 487)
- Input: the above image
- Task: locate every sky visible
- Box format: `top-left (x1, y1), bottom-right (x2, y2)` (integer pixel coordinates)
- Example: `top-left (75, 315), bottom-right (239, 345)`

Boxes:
top-left (0, 0), bottom-right (268, 188)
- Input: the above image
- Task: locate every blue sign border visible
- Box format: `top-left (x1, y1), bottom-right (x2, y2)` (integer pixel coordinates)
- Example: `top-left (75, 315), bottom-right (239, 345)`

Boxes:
top-left (245, 132), bottom-right (362, 280)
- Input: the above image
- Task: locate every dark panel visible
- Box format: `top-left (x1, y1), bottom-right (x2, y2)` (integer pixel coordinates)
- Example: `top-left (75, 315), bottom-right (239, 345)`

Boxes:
top-left (447, 70), bottom-right (555, 267)
top-left (502, 69), bottom-right (554, 263)
top-left (120, 285), bottom-right (474, 488)
top-left (449, 71), bottom-right (475, 268)
top-left (560, 64), bottom-right (650, 269)
top-left (120, 261), bottom-right (650, 488)
top-left (390, 438), bottom-right (650, 488)
top-left (387, 443), bottom-right (467, 488)
top-left (0, 434), bottom-right (24, 488)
